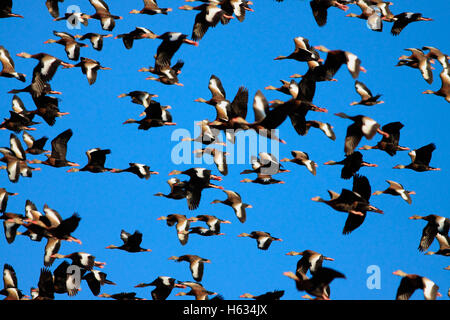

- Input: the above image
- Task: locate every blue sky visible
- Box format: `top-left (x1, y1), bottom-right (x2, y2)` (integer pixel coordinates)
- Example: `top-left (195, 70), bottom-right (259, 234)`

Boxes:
top-left (0, 1), bottom-right (449, 300)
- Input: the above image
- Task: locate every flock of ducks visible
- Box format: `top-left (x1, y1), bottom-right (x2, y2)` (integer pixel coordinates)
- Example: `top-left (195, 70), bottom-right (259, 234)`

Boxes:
top-left (0, 0), bottom-right (449, 301)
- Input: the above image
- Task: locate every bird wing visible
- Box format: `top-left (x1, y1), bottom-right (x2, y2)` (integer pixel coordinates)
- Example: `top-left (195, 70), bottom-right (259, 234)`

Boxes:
top-left (413, 143), bottom-right (435, 165)
top-left (51, 129), bottom-right (73, 161)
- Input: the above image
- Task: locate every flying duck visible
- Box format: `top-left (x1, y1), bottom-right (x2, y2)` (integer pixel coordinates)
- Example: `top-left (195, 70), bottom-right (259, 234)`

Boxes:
top-left (280, 150), bottom-right (318, 176)
top-left (168, 255), bottom-right (211, 282)
top-left (359, 121), bottom-right (409, 156)
top-left (393, 143), bottom-right (440, 172)
top-left (391, 12), bottom-right (433, 36)
top-left (0, 46), bottom-right (26, 82)
top-left (237, 231), bottom-right (282, 250)
top-left (372, 180), bottom-right (415, 205)
top-left (130, 0), bottom-right (172, 15)
top-left (134, 276), bottom-right (186, 300)
top-left (74, 33), bottom-right (113, 51)
top-left (393, 270), bottom-right (441, 300)
top-left (85, 0), bottom-right (123, 31)
top-left (105, 230), bottom-right (152, 253)
top-left (43, 31), bottom-right (89, 61)
top-left (350, 81), bottom-right (384, 106)
top-left (409, 214), bottom-right (449, 252)
top-left (335, 112), bottom-right (389, 155)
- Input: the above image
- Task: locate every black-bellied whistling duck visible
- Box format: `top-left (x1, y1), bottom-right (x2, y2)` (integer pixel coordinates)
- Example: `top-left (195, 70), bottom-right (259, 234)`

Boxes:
top-left (28, 128), bottom-right (79, 168)
top-left (74, 33), bottom-right (113, 51)
top-left (391, 12), bottom-right (433, 36)
top-left (309, 0), bottom-right (349, 27)
top-left (286, 250), bottom-right (334, 275)
top-left (118, 91), bottom-right (158, 108)
top-left (43, 31), bottom-right (89, 61)
top-left (313, 45), bottom-right (366, 79)
top-left (211, 189), bottom-right (252, 223)
top-left (179, 3), bottom-right (234, 41)
top-left (241, 152), bottom-right (289, 176)
top-left (0, 0), bottom-right (23, 18)
top-left (238, 231), bottom-right (282, 250)
top-left (111, 163), bottom-right (158, 179)
top-left (34, 268), bottom-right (55, 300)
top-left (154, 177), bottom-right (188, 200)
top-left (154, 32), bottom-right (198, 68)
top-left (350, 81), bottom-right (384, 106)
top-left (124, 99), bottom-right (175, 128)
top-left (283, 267), bottom-right (345, 300)
top-left (0, 133), bottom-right (40, 182)
top-left (1, 264), bottom-right (27, 300)
top-left (345, 0), bottom-right (382, 32)
top-left (312, 185), bottom-right (383, 218)
top-left (143, 60), bottom-right (185, 86)
top-left (409, 214), bottom-right (449, 252)
top-left (105, 230), bottom-right (152, 253)
top-left (181, 120), bottom-right (225, 146)
top-left (423, 68), bottom-right (450, 103)
top-left (157, 214), bottom-right (190, 245)
top-left (21, 94), bottom-right (68, 127)
top-left (398, 48), bottom-right (433, 84)
top-left (2, 264), bottom-right (18, 291)
top-left (25, 204), bottom-right (82, 244)
top-left (219, 0), bottom-right (254, 23)
top-left (85, 0), bottom-right (123, 31)
top-left (305, 120), bottom-right (336, 140)
top-left (274, 37), bottom-right (321, 62)
top-left (324, 151), bottom-right (377, 180)
top-left (341, 174), bottom-right (378, 235)
top-left (276, 101), bottom-right (328, 138)
top-left (393, 270), bottom-right (441, 300)
top-left (168, 255), bottom-right (211, 282)
top-left (175, 281), bottom-right (217, 300)
top-left (424, 234), bottom-right (450, 257)
top-left (45, 0), bottom-right (64, 18)
top-left (393, 143), bottom-right (440, 172)
top-left (188, 214), bottom-right (231, 233)
top-left (115, 27), bottom-right (157, 49)
top-left (2, 212), bottom-right (26, 244)
top-left (73, 57), bottom-right (111, 85)
top-left (281, 151), bottom-right (318, 176)
top-left (43, 237), bottom-right (61, 267)
top-left (422, 46), bottom-right (449, 70)
top-left (0, 46), bottom-right (25, 82)
top-left (335, 112), bottom-right (389, 155)
top-left (0, 187), bottom-right (17, 212)
top-left (51, 252), bottom-right (106, 270)
top-left (168, 168), bottom-right (223, 210)
top-left (10, 95), bottom-right (36, 122)
top-left (130, 0), bottom-right (172, 15)
top-left (82, 270), bottom-right (116, 296)
top-left (98, 292), bottom-right (145, 300)
top-left (359, 121), bottom-right (409, 156)
top-left (135, 276), bottom-right (186, 300)
top-left (16, 52), bottom-right (74, 82)
top-left (377, 1), bottom-right (395, 22)
top-left (67, 148), bottom-right (115, 173)
top-left (22, 132), bottom-right (49, 155)
top-left (372, 180), bottom-right (415, 205)
top-left (193, 148), bottom-right (229, 176)
top-left (53, 11), bottom-right (90, 27)
top-left (264, 80), bottom-right (293, 96)
top-left (0, 111), bottom-right (39, 133)
top-left (240, 290), bottom-right (284, 300)
top-left (240, 174), bottom-right (285, 185)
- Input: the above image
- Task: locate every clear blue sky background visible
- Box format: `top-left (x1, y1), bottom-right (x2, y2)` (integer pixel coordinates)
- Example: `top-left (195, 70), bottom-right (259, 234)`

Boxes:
top-left (0, 1), bottom-right (449, 300)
